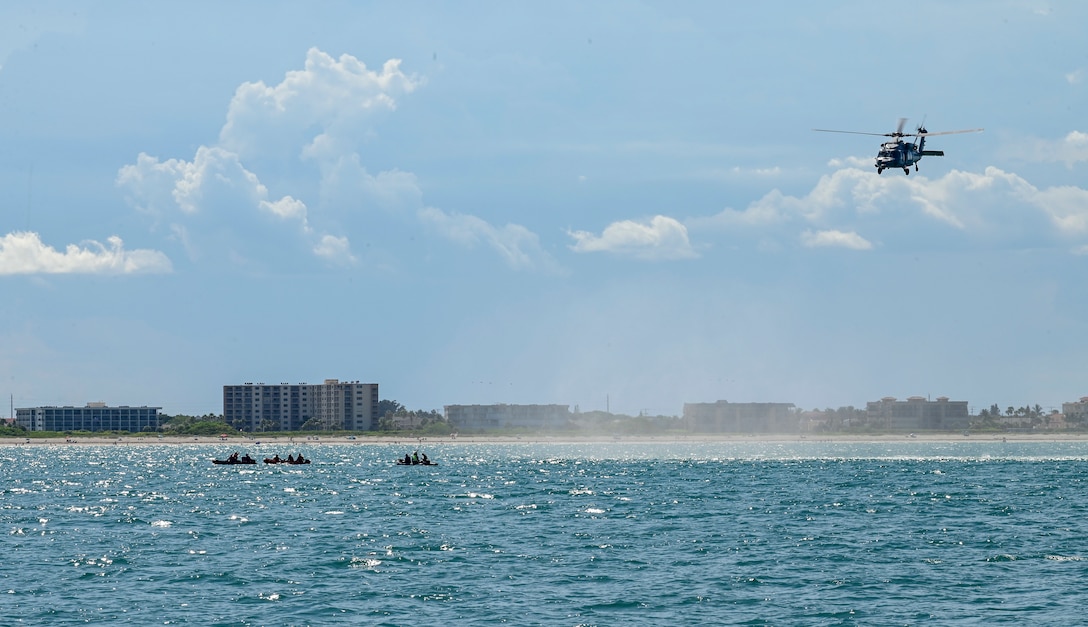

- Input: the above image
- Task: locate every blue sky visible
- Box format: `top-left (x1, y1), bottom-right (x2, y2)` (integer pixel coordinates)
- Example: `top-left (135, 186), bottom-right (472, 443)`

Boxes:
top-left (2, 1), bottom-right (1086, 417)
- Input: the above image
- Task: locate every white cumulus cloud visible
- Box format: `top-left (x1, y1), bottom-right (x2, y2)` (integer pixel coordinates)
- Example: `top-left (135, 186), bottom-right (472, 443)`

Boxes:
top-left (690, 165), bottom-right (1088, 253)
top-left (568, 215), bottom-right (697, 260)
top-left (220, 47), bottom-right (423, 161)
top-left (118, 147), bottom-right (307, 222)
top-left (692, 168), bottom-right (874, 231)
top-left (827, 156), bottom-right (873, 169)
top-left (1019, 130), bottom-right (1088, 167)
top-left (117, 148), bottom-right (315, 263)
top-left (800, 229), bottom-right (872, 250)
top-left (117, 48), bottom-right (425, 269)
top-left (0, 232), bottom-right (171, 275)
top-left (313, 235), bottom-right (356, 265)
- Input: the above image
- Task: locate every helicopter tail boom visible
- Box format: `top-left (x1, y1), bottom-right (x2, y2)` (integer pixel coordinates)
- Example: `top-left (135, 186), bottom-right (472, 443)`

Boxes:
top-left (920, 150), bottom-right (944, 156)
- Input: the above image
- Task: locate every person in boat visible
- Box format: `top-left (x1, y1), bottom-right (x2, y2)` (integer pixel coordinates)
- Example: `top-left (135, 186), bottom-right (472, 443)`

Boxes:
top-left (421, 453), bottom-right (430, 464)
top-left (228, 452), bottom-right (239, 463)
top-left (403, 453), bottom-right (411, 464)
top-left (241, 454), bottom-right (255, 463)
top-left (286, 454), bottom-right (295, 463)
top-left (412, 451), bottom-right (420, 464)
top-left (296, 454), bottom-right (306, 463)
top-left (272, 454), bottom-right (282, 463)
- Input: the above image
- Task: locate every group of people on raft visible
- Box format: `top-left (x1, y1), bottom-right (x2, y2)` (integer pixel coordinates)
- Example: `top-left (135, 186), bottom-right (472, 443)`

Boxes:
top-left (264, 453), bottom-right (310, 464)
top-left (399, 451), bottom-right (435, 465)
top-left (215, 452), bottom-right (309, 465)
top-left (217, 452), bottom-right (256, 464)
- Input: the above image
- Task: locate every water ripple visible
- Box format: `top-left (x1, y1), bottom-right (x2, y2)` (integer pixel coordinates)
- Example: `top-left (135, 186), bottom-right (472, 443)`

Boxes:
top-left (2, 441), bottom-right (1088, 623)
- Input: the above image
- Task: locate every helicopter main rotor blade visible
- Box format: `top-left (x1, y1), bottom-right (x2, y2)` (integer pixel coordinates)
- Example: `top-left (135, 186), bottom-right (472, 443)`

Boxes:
top-left (895, 118), bottom-right (907, 135)
top-left (912, 128), bottom-right (984, 137)
top-left (812, 128), bottom-right (893, 137)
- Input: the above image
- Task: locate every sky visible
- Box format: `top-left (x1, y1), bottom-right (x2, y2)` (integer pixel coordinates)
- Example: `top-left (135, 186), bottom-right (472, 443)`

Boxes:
top-left (1, 1), bottom-right (1086, 418)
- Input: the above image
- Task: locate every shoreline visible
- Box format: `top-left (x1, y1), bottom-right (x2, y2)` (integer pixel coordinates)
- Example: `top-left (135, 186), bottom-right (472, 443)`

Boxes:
top-left (4, 432), bottom-right (1088, 446)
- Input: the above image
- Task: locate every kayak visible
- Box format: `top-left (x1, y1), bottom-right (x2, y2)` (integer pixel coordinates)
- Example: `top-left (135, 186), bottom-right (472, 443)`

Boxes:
top-left (212, 459), bottom-right (256, 465)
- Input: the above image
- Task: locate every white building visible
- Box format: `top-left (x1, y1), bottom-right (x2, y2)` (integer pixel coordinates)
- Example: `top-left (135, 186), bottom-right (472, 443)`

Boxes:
top-left (16, 402), bottom-right (161, 432)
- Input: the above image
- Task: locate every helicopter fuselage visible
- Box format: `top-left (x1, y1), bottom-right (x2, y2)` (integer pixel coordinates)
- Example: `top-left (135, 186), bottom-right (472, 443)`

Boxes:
top-left (875, 138), bottom-right (943, 175)
top-left (813, 119), bottom-right (978, 176)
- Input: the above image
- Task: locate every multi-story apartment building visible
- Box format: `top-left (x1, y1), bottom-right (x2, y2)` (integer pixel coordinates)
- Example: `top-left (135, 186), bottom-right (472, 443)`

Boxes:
top-left (682, 401), bottom-right (799, 433)
top-left (865, 396), bottom-right (970, 431)
top-left (445, 404), bottom-right (571, 431)
top-left (1062, 397), bottom-right (1088, 422)
top-left (223, 379), bottom-right (379, 432)
top-left (15, 402), bottom-right (160, 432)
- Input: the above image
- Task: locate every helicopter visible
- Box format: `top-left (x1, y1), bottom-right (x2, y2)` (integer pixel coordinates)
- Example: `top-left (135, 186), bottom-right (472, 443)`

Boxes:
top-left (813, 118), bottom-right (983, 175)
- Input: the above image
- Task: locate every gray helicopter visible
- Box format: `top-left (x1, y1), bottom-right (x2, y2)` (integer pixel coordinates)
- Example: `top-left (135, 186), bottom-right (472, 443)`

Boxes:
top-left (814, 119), bottom-right (983, 174)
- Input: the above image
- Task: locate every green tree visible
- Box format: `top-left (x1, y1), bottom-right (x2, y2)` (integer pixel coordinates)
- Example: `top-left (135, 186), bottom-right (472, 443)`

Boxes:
top-left (377, 399), bottom-right (405, 418)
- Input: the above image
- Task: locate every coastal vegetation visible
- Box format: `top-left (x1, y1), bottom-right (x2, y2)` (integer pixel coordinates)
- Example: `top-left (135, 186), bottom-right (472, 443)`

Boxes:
top-left (4, 400), bottom-right (1086, 438)
top-left (160, 413), bottom-right (240, 436)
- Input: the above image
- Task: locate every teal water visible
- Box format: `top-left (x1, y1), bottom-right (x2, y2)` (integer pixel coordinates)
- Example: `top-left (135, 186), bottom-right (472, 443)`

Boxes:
top-left (3, 440), bottom-right (1088, 625)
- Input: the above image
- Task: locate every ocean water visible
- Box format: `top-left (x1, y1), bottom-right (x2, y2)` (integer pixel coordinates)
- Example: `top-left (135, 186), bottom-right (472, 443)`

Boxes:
top-left (3, 440), bottom-right (1088, 626)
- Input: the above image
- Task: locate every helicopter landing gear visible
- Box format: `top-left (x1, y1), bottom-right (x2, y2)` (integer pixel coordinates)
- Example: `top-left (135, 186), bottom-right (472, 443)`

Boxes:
top-left (877, 167), bottom-right (883, 174)
top-left (903, 167), bottom-right (910, 175)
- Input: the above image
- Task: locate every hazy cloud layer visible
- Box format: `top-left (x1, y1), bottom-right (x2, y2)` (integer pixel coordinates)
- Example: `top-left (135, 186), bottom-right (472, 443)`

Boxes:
top-left (0, 232), bottom-right (171, 275)
top-left (420, 207), bottom-right (561, 273)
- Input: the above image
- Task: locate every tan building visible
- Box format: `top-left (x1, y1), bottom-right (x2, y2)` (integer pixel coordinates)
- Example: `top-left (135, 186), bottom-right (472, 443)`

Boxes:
top-left (682, 401), bottom-right (798, 433)
top-left (1061, 397), bottom-right (1088, 422)
top-left (445, 404), bottom-right (571, 431)
top-left (223, 379), bottom-right (379, 432)
top-left (865, 396), bottom-right (969, 431)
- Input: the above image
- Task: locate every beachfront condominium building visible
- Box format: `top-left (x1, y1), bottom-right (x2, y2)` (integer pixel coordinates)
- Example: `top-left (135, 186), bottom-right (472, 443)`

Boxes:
top-left (865, 396), bottom-right (970, 431)
top-left (1062, 397), bottom-right (1088, 423)
top-left (223, 379), bottom-right (379, 432)
top-left (445, 404), bottom-right (572, 431)
top-left (15, 402), bottom-right (161, 432)
top-left (682, 401), bottom-right (799, 433)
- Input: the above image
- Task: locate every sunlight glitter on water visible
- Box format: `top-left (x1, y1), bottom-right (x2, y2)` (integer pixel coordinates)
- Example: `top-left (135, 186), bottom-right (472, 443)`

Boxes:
top-left (4, 441), bottom-right (1088, 625)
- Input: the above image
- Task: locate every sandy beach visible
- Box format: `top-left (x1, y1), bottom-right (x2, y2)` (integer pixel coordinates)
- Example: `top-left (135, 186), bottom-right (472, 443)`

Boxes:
top-left (4, 432), bottom-right (1088, 446)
